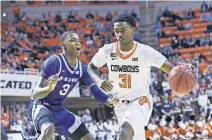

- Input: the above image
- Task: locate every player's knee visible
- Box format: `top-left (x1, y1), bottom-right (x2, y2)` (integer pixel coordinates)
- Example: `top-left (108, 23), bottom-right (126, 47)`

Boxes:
top-left (41, 122), bottom-right (55, 139)
top-left (119, 122), bottom-right (134, 140)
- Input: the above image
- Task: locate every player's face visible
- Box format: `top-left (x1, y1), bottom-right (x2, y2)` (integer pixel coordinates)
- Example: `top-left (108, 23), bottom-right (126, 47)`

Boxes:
top-left (64, 33), bottom-right (81, 57)
top-left (114, 22), bottom-right (135, 46)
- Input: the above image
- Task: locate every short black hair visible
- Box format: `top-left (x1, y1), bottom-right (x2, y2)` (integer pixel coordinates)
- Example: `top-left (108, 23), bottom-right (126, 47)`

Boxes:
top-left (60, 31), bottom-right (76, 43)
top-left (114, 13), bottom-right (136, 28)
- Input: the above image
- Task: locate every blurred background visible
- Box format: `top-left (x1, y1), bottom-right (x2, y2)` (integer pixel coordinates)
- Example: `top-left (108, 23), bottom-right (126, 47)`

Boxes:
top-left (1, 1), bottom-right (212, 140)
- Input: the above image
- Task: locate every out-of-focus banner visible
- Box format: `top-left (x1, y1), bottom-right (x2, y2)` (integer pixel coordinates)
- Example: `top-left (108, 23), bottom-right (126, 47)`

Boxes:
top-left (1, 73), bottom-right (80, 97)
top-left (1, 74), bottom-right (38, 96)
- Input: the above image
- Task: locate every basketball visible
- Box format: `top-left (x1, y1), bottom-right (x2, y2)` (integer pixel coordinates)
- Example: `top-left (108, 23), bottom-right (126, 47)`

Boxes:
top-left (168, 64), bottom-right (197, 95)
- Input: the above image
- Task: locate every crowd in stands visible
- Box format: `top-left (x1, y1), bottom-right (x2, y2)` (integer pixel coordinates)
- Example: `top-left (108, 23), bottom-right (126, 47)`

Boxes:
top-left (148, 2), bottom-right (212, 140)
top-left (1, 102), bottom-right (38, 140)
top-left (1, 6), bottom-right (140, 73)
top-left (1, 1), bottom-right (212, 140)
top-left (152, 2), bottom-right (212, 62)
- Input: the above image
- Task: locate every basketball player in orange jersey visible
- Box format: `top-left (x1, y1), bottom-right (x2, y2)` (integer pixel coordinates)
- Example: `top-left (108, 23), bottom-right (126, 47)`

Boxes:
top-left (87, 13), bottom-right (175, 140)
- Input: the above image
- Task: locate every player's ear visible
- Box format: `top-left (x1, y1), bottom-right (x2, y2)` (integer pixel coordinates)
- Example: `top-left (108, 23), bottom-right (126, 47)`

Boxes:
top-left (61, 43), bottom-right (67, 53)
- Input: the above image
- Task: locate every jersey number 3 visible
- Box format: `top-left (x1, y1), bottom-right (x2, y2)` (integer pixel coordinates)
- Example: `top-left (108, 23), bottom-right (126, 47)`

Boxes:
top-left (59, 84), bottom-right (70, 95)
top-left (119, 74), bottom-right (131, 89)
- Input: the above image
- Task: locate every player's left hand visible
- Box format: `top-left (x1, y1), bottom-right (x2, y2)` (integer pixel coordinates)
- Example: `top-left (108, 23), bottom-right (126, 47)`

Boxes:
top-left (106, 96), bottom-right (119, 107)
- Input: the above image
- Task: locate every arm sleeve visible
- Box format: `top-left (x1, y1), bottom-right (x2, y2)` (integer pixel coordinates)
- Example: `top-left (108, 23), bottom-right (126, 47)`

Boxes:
top-left (145, 46), bottom-right (167, 68)
top-left (40, 55), bottom-right (60, 79)
top-left (91, 46), bottom-right (107, 67)
top-left (80, 64), bottom-right (109, 104)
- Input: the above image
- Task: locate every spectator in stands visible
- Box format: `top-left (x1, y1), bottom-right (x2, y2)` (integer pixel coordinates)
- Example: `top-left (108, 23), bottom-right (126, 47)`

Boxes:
top-left (186, 8), bottom-right (196, 19)
top-left (87, 121), bottom-right (98, 139)
top-left (96, 120), bottom-right (106, 139)
top-left (159, 17), bottom-right (166, 27)
top-left (209, 13), bottom-right (212, 22)
top-left (167, 16), bottom-right (177, 26)
top-left (152, 21), bottom-right (163, 33)
top-left (198, 88), bottom-right (209, 115)
top-left (20, 59), bottom-right (29, 70)
top-left (183, 100), bottom-right (194, 122)
top-left (55, 11), bottom-right (62, 23)
top-left (177, 22), bottom-right (185, 30)
top-left (156, 29), bottom-right (167, 38)
top-left (12, 4), bottom-right (20, 22)
top-left (207, 22), bottom-right (212, 33)
top-left (172, 11), bottom-right (183, 21)
top-left (86, 10), bottom-right (94, 19)
top-left (153, 95), bottom-right (163, 116)
top-left (171, 36), bottom-right (180, 50)
top-left (201, 1), bottom-right (209, 12)
top-left (181, 36), bottom-right (190, 48)
top-left (105, 11), bottom-right (113, 22)
top-left (195, 35), bottom-right (201, 46)
top-left (157, 8), bottom-right (164, 21)
top-left (103, 119), bottom-right (112, 139)
top-left (131, 10), bottom-right (137, 19)
top-left (153, 79), bottom-right (164, 96)
top-left (171, 101), bottom-right (182, 118)
top-left (184, 20), bottom-right (193, 30)
top-left (94, 11), bottom-right (101, 21)
top-left (187, 36), bottom-right (196, 47)
top-left (209, 2), bottom-right (212, 12)
top-left (163, 7), bottom-right (172, 17)
top-left (205, 69), bottom-right (212, 85)
top-left (81, 109), bottom-right (92, 123)
top-left (67, 11), bottom-right (75, 22)
top-left (161, 99), bottom-right (172, 117)
top-left (200, 12), bottom-right (209, 22)
top-left (202, 34), bottom-right (211, 46)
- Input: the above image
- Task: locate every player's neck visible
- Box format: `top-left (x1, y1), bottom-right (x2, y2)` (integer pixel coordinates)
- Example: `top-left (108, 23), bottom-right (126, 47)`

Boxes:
top-left (65, 54), bottom-right (77, 67)
top-left (119, 40), bottom-right (134, 52)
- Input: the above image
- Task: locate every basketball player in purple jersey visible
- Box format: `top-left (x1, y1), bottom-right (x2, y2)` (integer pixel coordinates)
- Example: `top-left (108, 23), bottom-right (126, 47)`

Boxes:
top-left (27, 31), bottom-right (117, 140)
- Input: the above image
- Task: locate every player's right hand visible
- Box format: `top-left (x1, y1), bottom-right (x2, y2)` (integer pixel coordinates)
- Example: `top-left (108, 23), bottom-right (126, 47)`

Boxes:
top-left (100, 80), bottom-right (113, 92)
top-left (48, 74), bottom-right (58, 92)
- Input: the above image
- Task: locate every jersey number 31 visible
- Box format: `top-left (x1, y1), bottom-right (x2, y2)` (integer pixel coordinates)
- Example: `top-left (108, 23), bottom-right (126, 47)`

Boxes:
top-left (119, 74), bottom-right (131, 89)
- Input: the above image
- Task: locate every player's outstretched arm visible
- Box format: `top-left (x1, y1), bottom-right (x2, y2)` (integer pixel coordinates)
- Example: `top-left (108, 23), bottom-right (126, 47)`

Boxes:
top-left (89, 84), bottom-right (117, 107)
top-left (88, 63), bottom-right (113, 92)
top-left (82, 63), bottom-right (117, 106)
top-left (31, 75), bottom-right (58, 100)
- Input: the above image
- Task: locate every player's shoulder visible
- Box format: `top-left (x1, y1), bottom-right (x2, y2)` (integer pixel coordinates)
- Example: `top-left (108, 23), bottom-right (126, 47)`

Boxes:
top-left (137, 42), bottom-right (152, 50)
top-left (79, 61), bottom-right (88, 71)
top-left (43, 54), bottom-right (60, 66)
top-left (80, 61), bottom-right (87, 68)
top-left (137, 42), bottom-right (159, 53)
top-left (101, 43), bottom-right (114, 53)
